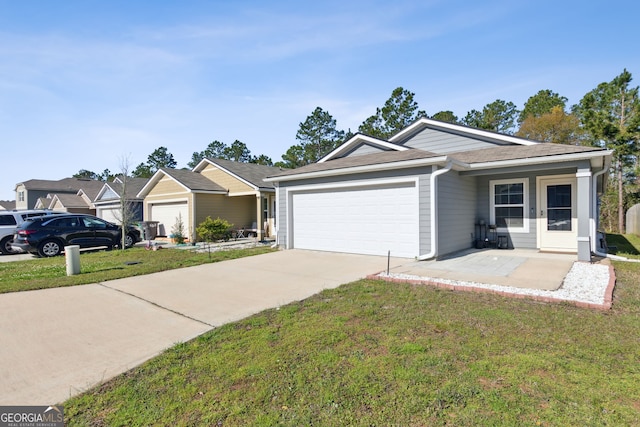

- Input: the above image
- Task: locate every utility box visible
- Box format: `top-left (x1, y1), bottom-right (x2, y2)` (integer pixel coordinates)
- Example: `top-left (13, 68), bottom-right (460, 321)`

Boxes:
top-left (65, 245), bottom-right (80, 276)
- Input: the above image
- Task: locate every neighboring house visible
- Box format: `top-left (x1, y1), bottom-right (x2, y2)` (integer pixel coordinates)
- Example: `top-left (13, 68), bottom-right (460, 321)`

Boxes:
top-left (14, 178), bottom-right (103, 210)
top-left (93, 177), bottom-right (149, 224)
top-left (46, 193), bottom-right (94, 214)
top-left (0, 200), bottom-right (15, 210)
top-left (265, 118), bottom-right (613, 262)
top-left (29, 179), bottom-right (104, 215)
top-left (138, 159), bottom-right (281, 241)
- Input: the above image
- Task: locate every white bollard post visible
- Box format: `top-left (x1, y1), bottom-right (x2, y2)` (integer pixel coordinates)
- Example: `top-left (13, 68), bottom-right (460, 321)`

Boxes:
top-left (65, 245), bottom-right (81, 276)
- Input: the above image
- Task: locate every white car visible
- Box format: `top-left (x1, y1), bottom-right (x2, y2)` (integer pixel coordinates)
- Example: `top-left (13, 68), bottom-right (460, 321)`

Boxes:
top-left (0, 210), bottom-right (65, 254)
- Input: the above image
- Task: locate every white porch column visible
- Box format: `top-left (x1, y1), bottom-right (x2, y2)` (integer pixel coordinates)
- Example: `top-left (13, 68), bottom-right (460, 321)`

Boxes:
top-left (256, 193), bottom-right (263, 240)
top-left (576, 167), bottom-right (592, 262)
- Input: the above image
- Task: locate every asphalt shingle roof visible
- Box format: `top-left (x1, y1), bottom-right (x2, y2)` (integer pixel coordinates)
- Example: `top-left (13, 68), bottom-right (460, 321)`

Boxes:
top-left (52, 193), bottom-right (91, 208)
top-left (0, 200), bottom-right (16, 210)
top-left (204, 158), bottom-right (282, 189)
top-left (17, 178), bottom-right (103, 193)
top-left (268, 143), bottom-right (609, 179)
top-left (74, 179), bottom-right (108, 200)
top-left (102, 178), bottom-right (150, 200)
top-left (160, 168), bottom-right (227, 192)
top-left (449, 143), bottom-right (606, 164)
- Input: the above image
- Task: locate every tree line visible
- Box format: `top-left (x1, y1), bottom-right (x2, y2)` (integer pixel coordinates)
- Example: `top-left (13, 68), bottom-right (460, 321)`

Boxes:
top-left (74, 69), bottom-right (639, 233)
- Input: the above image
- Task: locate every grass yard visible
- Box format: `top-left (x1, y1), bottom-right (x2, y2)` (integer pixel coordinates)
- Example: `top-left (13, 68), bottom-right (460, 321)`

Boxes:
top-left (0, 246), bottom-right (275, 294)
top-left (607, 233), bottom-right (640, 259)
top-left (64, 259), bottom-right (640, 426)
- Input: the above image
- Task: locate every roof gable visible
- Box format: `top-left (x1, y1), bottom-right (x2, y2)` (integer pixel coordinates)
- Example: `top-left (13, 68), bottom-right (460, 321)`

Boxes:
top-left (318, 133), bottom-right (407, 163)
top-left (389, 118), bottom-right (538, 147)
top-left (96, 178), bottom-right (149, 201)
top-left (49, 193), bottom-right (91, 209)
top-left (137, 168), bottom-right (227, 198)
top-left (34, 197), bottom-right (51, 209)
top-left (193, 158), bottom-right (280, 190)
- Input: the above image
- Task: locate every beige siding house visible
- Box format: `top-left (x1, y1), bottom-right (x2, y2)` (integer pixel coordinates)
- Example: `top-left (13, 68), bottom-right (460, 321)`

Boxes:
top-left (138, 159), bottom-right (282, 241)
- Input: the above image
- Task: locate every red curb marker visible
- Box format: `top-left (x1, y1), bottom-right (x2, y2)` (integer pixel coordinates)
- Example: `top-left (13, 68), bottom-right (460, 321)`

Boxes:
top-left (366, 265), bottom-right (617, 311)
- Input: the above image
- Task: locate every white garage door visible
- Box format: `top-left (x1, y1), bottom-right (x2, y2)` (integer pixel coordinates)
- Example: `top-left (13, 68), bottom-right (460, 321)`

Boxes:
top-left (98, 207), bottom-right (121, 224)
top-left (291, 181), bottom-right (419, 258)
top-left (150, 202), bottom-right (189, 237)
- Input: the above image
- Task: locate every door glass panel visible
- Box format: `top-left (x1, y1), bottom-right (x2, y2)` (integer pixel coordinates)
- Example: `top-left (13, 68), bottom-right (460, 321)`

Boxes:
top-left (547, 185), bottom-right (572, 231)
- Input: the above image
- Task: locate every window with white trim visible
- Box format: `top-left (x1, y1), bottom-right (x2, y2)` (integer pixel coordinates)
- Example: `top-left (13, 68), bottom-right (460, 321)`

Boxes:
top-left (490, 178), bottom-right (529, 233)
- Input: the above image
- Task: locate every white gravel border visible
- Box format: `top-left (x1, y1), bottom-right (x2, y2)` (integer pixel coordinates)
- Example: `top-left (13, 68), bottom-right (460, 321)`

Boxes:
top-left (378, 262), bottom-right (611, 306)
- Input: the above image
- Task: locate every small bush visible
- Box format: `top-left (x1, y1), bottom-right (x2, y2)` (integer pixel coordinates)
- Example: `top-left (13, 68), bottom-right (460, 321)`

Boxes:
top-left (196, 216), bottom-right (233, 242)
top-left (170, 213), bottom-right (186, 244)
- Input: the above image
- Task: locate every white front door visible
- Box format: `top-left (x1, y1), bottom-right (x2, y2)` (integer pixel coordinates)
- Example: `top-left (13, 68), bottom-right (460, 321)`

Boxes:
top-left (538, 176), bottom-right (577, 252)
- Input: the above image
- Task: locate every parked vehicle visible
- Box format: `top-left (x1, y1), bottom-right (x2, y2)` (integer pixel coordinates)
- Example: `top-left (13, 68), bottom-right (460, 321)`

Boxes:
top-left (0, 210), bottom-right (65, 255)
top-left (11, 214), bottom-right (141, 257)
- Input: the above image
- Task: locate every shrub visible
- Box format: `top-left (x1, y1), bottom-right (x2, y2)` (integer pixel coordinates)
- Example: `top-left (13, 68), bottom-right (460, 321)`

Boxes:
top-left (170, 213), bottom-right (186, 244)
top-left (196, 216), bottom-right (233, 242)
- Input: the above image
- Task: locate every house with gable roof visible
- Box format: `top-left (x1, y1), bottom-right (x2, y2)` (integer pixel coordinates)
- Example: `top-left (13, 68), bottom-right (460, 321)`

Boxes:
top-left (15, 178), bottom-right (104, 210)
top-left (265, 118), bottom-right (613, 262)
top-left (93, 177), bottom-right (149, 224)
top-left (137, 159), bottom-right (282, 241)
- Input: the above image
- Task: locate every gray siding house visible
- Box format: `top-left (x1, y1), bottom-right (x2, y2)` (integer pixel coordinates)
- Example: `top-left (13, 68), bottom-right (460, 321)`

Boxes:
top-left (265, 118), bottom-right (612, 262)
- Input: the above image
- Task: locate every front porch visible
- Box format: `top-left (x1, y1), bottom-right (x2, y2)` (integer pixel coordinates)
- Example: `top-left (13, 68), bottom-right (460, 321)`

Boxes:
top-left (375, 248), bottom-right (615, 309)
top-left (457, 161), bottom-right (600, 262)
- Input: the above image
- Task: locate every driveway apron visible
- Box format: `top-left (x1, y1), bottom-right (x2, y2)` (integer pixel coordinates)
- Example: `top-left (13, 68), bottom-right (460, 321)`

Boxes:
top-left (0, 250), bottom-right (405, 405)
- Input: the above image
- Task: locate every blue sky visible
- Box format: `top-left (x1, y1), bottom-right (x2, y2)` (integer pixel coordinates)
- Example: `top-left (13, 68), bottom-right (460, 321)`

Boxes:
top-left (1, 0), bottom-right (638, 200)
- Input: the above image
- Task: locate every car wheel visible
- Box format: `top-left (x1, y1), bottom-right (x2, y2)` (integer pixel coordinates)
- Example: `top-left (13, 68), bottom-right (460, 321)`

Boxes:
top-left (38, 239), bottom-right (62, 257)
top-left (0, 236), bottom-right (16, 255)
top-left (124, 233), bottom-right (135, 248)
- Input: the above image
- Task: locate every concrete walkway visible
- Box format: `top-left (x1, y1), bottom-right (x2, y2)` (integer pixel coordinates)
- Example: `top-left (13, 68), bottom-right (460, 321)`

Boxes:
top-left (389, 248), bottom-right (577, 290)
top-left (0, 250), bottom-right (405, 405)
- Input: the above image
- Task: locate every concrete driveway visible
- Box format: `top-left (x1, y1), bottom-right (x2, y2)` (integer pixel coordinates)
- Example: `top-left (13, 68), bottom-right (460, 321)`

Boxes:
top-left (0, 250), bottom-right (405, 405)
top-left (0, 252), bottom-right (35, 262)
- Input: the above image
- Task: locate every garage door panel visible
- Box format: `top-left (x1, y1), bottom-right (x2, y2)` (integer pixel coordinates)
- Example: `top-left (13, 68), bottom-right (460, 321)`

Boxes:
top-left (150, 202), bottom-right (189, 237)
top-left (291, 182), bottom-right (419, 258)
top-left (98, 207), bottom-right (121, 224)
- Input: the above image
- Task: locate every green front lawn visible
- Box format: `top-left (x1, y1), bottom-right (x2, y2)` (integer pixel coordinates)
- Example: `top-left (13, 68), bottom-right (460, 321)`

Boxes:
top-left (64, 260), bottom-right (640, 426)
top-left (0, 246), bottom-right (275, 294)
top-left (607, 233), bottom-right (640, 259)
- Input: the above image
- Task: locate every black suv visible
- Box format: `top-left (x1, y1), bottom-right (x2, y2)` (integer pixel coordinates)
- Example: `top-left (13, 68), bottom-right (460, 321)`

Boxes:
top-left (12, 214), bottom-right (141, 257)
top-left (0, 210), bottom-right (65, 254)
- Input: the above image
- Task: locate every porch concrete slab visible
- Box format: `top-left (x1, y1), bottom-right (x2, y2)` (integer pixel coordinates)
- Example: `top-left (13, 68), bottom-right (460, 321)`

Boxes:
top-left (390, 249), bottom-right (576, 290)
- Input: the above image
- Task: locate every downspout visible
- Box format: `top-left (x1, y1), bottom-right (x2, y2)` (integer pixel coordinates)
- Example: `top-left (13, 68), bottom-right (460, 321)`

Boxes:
top-left (591, 159), bottom-right (637, 261)
top-left (271, 185), bottom-right (279, 248)
top-left (591, 164), bottom-right (608, 255)
top-left (418, 160), bottom-right (453, 260)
